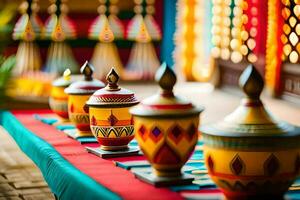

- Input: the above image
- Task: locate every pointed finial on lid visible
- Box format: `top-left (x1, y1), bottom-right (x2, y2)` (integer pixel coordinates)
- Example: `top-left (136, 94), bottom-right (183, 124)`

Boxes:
top-left (80, 61), bottom-right (94, 81)
top-left (155, 62), bottom-right (176, 95)
top-left (63, 68), bottom-right (71, 81)
top-left (239, 64), bottom-right (264, 99)
top-left (106, 67), bottom-right (120, 90)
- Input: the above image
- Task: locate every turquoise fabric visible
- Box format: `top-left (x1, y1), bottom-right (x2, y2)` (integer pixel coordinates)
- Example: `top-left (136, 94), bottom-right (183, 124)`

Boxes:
top-left (34, 114), bottom-right (58, 125)
top-left (0, 111), bottom-right (121, 200)
top-left (77, 137), bottom-right (97, 143)
top-left (56, 124), bottom-right (75, 131)
top-left (170, 185), bottom-right (200, 192)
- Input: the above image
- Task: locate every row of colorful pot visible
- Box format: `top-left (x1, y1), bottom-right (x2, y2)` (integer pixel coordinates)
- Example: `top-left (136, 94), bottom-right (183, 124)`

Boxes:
top-left (50, 61), bottom-right (202, 177)
top-left (49, 61), bottom-right (300, 199)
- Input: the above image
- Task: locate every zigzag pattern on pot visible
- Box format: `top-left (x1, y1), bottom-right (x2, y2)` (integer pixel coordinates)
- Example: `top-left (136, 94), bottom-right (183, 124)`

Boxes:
top-left (91, 125), bottom-right (134, 137)
top-left (69, 113), bottom-right (89, 124)
top-left (49, 98), bottom-right (68, 111)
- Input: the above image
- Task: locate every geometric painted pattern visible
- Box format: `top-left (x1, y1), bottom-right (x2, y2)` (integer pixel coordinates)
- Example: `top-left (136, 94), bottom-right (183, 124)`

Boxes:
top-left (138, 123), bottom-right (198, 144)
top-left (207, 155), bottom-right (214, 173)
top-left (230, 154), bottom-right (245, 175)
top-left (107, 112), bottom-right (118, 126)
top-left (138, 125), bottom-right (147, 142)
top-left (153, 143), bottom-right (181, 165)
top-left (152, 127), bottom-right (162, 137)
top-left (91, 125), bottom-right (134, 137)
top-left (70, 103), bottom-right (74, 113)
top-left (69, 113), bottom-right (89, 124)
top-left (93, 95), bottom-right (137, 103)
top-left (149, 126), bottom-right (163, 143)
top-left (264, 154), bottom-right (280, 176)
top-left (49, 98), bottom-right (68, 112)
top-left (186, 123), bottom-right (196, 141)
top-left (91, 116), bottom-right (97, 126)
top-left (168, 124), bottom-right (184, 144)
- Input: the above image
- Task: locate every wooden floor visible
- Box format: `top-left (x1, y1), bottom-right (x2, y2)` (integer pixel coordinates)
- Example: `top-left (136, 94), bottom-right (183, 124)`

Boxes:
top-left (0, 83), bottom-right (299, 199)
top-left (0, 127), bottom-right (54, 200)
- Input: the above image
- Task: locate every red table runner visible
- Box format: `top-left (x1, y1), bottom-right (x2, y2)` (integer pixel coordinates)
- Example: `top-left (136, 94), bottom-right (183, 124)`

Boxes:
top-left (11, 110), bottom-right (185, 200)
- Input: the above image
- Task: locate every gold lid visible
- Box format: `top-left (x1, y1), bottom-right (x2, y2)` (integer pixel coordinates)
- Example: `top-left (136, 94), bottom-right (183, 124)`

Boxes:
top-left (65, 61), bottom-right (105, 95)
top-left (200, 65), bottom-right (300, 137)
top-left (130, 63), bottom-right (204, 118)
top-left (86, 67), bottom-right (139, 107)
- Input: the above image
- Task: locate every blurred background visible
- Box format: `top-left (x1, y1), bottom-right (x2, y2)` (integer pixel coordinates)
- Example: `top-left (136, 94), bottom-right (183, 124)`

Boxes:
top-left (0, 0), bottom-right (299, 108)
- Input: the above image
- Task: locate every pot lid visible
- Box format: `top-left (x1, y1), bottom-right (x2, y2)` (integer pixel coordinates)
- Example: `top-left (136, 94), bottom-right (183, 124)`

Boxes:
top-left (200, 65), bottom-right (300, 137)
top-left (52, 69), bottom-right (73, 87)
top-left (86, 68), bottom-right (139, 107)
top-left (130, 63), bottom-right (204, 118)
top-left (65, 61), bottom-right (105, 95)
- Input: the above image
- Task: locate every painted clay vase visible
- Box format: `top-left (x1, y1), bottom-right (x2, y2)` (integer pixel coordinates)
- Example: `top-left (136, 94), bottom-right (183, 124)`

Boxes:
top-left (130, 63), bottom-right (204, 177)
top-left (49, 69), bottom-right (73, 121)
top-left (86, 68), bottom-right (139, 151)
top-left (65, 61), bottom-right (105, 137)
top-left (200, 65), bottom-right (300, 199)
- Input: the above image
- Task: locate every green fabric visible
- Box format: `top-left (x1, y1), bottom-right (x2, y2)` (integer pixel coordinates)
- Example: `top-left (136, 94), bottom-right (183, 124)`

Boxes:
top-left (0, 111), bottom-right (121, 200)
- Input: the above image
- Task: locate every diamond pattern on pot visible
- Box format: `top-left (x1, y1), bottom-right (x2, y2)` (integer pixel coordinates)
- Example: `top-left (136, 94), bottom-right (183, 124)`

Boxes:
top-left (186, 123), bottom-right (197, 141)
top-left (230, 154), bottom-right (245, 175)
top-left (153, 143), bottom-right (181, 165)
top-left (264, 154), bottom-right (280, 176)
top-left (168, 124), bottom-right (184, 144)
top-left (138, 125), bottom-right (147, 141)
top-left (149, 126), bottom-right (163, 143)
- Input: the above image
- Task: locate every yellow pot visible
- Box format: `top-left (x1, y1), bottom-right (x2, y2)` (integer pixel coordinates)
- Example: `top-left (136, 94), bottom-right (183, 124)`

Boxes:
top-left (134, 116), bottom-right (199, 177)
top-left (202, 135), bottom-right (300, 199)
top-left (200, 65), bottom-right (300, 199)
top-left (49, 69), bottom-right (72, 121)
top-left (68, 94), bottom-right (91, 136)
top-left (130, 63), bottom-right (203, 177)
top-left (65, 61), bottom-right (105, 137)
top-left (89, 107), bottom-right (135, 150)
top-left (49, 86), bottom-right (69, 120)
top-left (87, 68), bottom-right (139, 150)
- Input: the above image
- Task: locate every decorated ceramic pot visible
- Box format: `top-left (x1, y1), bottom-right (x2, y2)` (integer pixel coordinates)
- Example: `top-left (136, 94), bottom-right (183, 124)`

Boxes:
top-left (130, 63), bottom-right (204, 177)
top-left (200, 65), bottom-right (300, 199)
top-left (49, 69), bottom-right (73, 121)
top-left (86, 68), bottom-right (139, 151)
top-left (65, 61), bottom-right (105, 137)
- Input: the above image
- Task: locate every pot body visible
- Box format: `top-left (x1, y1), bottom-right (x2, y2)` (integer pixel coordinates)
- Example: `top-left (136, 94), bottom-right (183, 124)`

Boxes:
top-left (134, 115), bottom-right (199, 177)
top-left (202, 135), bottom-right (300, 199)
top-left (89, 107), bottom-right (134, 150)
top-left (68, 94), bottom-right (92, 136)
top-left (49, 86), bottom-right (69, 121)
